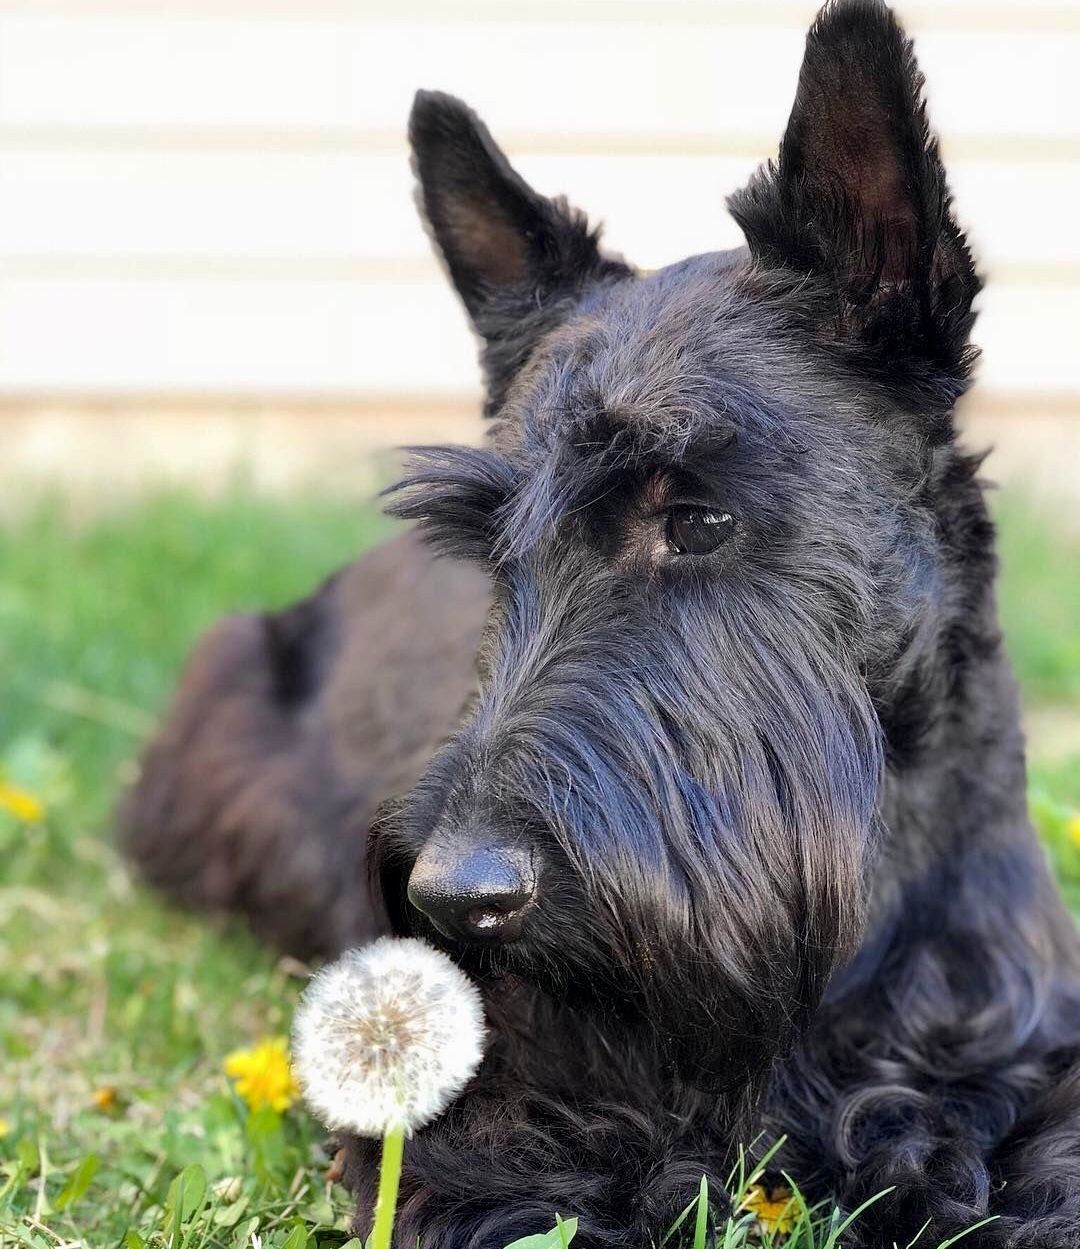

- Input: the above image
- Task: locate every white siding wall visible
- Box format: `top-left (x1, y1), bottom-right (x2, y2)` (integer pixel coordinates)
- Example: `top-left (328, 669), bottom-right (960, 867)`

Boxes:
top-left (0, 1), bottom-right (1077, 416)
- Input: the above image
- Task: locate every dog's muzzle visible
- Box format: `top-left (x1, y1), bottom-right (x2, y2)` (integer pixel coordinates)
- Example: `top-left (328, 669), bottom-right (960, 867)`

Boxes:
top-left (406, 835), bottom-right (537, 943)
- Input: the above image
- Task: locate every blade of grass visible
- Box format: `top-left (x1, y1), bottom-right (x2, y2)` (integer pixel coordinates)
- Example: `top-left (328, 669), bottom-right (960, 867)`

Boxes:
top-left (821, 1186), bottom-right (894, 1249)
top-left (660, 1193), bottom-right (703, 1247)
top-left (692, 1176), bottom-right (709, 1249)
top-left (903, 1218), bottom-right (933, 1249)
top-left (936, 1216), bottom-right (1000, 1247)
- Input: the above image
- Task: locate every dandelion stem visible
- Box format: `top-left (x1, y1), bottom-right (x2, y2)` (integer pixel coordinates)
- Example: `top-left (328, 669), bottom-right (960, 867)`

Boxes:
top-left (370, 1122), bottom-right (405, 1249)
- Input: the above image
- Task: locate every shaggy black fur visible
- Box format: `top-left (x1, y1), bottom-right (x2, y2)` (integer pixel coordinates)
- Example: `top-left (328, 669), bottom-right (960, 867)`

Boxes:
top-left (122, 2), bottom-right (1080, 1245)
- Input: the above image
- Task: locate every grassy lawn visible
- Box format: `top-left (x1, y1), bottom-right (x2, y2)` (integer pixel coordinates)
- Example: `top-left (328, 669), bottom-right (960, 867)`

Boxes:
top-left (0, 488), bottom-right (1077, 1249)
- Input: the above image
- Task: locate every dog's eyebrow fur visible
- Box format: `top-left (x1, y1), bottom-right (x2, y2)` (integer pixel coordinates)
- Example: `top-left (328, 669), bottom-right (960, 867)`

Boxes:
top-left (383, 444), bottom-right (520, 562)
top-left (385, 412), bottom-right (745, 565)
top-left (494, 412), bottom-right (742, 560)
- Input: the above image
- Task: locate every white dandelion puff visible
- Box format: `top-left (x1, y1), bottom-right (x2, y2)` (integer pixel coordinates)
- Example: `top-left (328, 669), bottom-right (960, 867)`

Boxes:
top-left (291, 936), bottom-right (486, 1137)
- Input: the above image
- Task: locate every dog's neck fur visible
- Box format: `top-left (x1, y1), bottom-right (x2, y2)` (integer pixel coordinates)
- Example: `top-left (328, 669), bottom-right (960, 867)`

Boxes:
top-left (878, 448), bottom-right (1027, 880)
top-left (834, 443), bottom-right (1079, 1017)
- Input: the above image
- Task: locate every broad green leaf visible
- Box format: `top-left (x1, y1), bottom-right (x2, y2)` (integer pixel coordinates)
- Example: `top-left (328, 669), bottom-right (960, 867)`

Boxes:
top-left (54, 1154), bottom-right (99, 1211)
top-left (164, 1162), bottom-right (207, 1238)
top-left (213, 1195), bottom-right (250, 1228)
top-left (555, 1215), bottom-right (577, 1247)
top-left (233, 1215), bottom-right (261, 1248)
top-left (15, 1138), bottom-right (39, 1177)
top-left (279, 1225), bottom-right (309, 1249)
top-left (502, 1219), bottom-right (577, 1249)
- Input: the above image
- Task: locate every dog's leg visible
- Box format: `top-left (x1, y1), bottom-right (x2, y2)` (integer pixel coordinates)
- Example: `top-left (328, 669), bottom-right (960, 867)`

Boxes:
top-left (337, 993), bottom-right (769, 1249)
top-left (984, 1065), bottom-right (1080, 1245)
top-left (768, 883), bottom-right (1080, 1248)
top-left (342, 1097), bottom-right (735, 1249)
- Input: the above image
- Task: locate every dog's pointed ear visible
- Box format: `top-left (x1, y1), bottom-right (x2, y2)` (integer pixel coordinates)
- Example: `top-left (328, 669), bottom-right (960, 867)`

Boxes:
top-left (728, 0), bottom-right (980, 401)
top-left (410, 91), bottom-right (629, 408)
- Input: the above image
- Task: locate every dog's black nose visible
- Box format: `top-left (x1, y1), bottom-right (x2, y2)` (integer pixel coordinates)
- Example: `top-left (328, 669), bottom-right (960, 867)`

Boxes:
top-left (407, 841), bottom-right (536, 942)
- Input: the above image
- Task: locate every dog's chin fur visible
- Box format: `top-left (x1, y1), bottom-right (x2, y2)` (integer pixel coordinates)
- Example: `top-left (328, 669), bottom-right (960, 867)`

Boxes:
top-left (120, 2), bottom-right (1080, 1245)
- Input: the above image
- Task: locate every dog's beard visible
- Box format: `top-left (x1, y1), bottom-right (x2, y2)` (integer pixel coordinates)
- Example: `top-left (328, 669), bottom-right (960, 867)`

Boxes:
top-left (572, 601), bottom-right (878, 1091)
top-left (372, 567), bottom-right (884, 1096)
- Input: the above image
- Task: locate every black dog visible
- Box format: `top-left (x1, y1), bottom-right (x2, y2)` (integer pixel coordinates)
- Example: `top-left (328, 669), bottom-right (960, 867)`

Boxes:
top-left (123, 2), bottom-right (1080, 1244)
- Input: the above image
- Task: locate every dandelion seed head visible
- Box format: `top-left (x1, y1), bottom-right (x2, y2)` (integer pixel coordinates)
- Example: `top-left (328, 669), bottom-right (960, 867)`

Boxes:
top-left (291, 937), bottom-right (486, 1137)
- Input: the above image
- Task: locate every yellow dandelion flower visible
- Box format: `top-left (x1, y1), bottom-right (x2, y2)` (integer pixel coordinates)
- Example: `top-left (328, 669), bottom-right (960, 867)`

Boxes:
top-left (1068, 814), bottom-right (1080, 848)
top-left (0, 781), bottom-right (44, 824)
top-left (0, 1118), bottom-right (10, 1138)
top-left (92, 1086), bottom-right (120, 1114)
top-left (225, 1036), bottom-right (299, 1113)
top-left (740, 1182), bottom-right (797, 1238)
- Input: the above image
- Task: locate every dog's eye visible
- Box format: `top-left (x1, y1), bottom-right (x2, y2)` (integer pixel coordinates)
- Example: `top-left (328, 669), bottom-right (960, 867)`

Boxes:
top-left (665, 507), bottom-right (735, 556)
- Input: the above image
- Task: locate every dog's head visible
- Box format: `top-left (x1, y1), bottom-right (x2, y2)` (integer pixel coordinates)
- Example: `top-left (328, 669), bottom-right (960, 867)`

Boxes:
top-left (373, 0), bottom-right (981, 1084)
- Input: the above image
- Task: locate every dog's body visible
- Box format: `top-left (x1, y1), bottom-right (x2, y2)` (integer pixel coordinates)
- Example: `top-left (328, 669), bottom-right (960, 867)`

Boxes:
top-left (122, 3), bottom-right (1080, 1244)
top-left (122, 531), bottom-right (488, 957)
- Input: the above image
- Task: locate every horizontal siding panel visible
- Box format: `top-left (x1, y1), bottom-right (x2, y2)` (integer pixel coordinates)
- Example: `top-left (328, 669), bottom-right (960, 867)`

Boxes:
top-left (1, 151), bottom-right (1077, 272)
top-left (2, 17), bottom-right (1079, 143)
top-left (976, 285), bottom-right (1080, 393)
top-left (0, 276), bottom-right (1075, 395)
top-left (0, 151), bottom-right (433, 262)
top-left (0, 7), bottom-right (1075, 406)
top-left (0, 2), bottom-right (1071, 21)
top-left (0, 278), bottom-right (478, 392)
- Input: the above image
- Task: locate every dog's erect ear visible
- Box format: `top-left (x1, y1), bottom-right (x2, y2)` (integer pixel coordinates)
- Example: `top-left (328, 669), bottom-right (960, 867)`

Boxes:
top-left (728, 0), bottom-right (980, 402)
top-left (409, 90), bottom-right (617, 322)
top-left (410, 91), bottom-right (629, 410)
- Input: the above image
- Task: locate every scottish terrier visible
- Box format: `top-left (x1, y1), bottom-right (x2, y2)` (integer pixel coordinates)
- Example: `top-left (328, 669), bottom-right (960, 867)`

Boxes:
top-left (122, 1), bottom-right (1080, 1244)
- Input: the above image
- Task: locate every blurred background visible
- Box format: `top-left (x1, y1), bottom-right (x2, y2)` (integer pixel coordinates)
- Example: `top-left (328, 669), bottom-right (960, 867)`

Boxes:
top-left (1, 0), bottom-right (1079, 495)
top-left (0, 3), bottom-right (1077, 1245)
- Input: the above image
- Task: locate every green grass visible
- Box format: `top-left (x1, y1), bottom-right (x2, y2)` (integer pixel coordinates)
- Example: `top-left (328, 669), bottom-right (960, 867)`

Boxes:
top-left (995, 493), bottom-right (1080, 709)
top-left (0, 488), bottom-right (1077, 1248)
